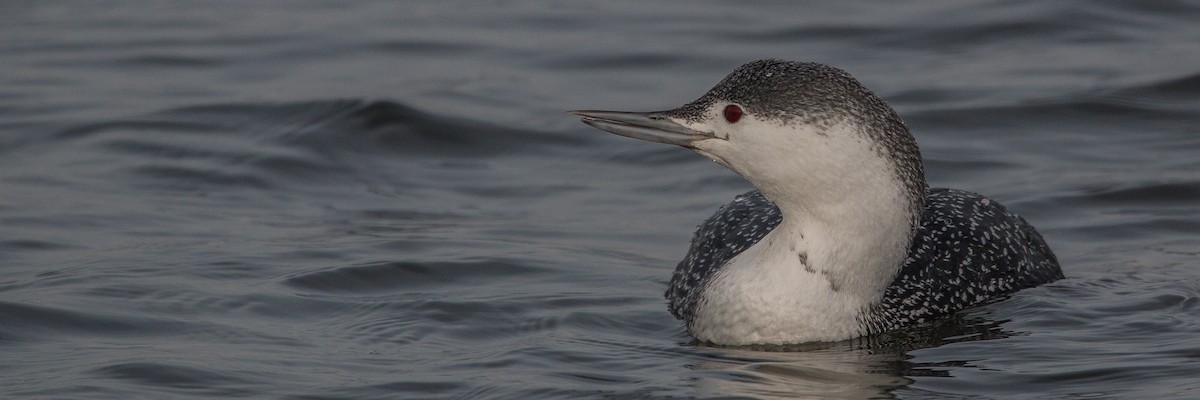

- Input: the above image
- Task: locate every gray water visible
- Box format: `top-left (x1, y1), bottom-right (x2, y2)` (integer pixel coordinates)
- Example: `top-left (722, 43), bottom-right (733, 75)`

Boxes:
top-left (3, 1), bottom-right (1200, 399)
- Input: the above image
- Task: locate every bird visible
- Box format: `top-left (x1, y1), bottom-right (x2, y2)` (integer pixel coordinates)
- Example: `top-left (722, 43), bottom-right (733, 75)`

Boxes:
top-left (569, 59), bottom-right (1063, 345)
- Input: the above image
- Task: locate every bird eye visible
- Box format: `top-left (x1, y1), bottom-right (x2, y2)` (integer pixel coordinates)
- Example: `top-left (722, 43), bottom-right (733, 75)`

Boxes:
top-left (723, 104), bottom-right (743, 124)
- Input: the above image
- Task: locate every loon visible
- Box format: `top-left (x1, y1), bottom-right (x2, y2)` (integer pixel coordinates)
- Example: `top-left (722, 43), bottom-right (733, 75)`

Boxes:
top-left (570, 59), bottom-right (1063, 345)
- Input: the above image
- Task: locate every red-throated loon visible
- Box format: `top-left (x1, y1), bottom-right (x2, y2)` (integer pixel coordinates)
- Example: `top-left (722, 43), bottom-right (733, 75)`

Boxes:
top-left (570, 59), bottom-right (1063, 345)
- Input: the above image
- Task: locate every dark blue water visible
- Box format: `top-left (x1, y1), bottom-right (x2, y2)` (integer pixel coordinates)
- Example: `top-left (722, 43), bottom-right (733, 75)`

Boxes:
top-left (3, 1), bottom-right (1200, 398)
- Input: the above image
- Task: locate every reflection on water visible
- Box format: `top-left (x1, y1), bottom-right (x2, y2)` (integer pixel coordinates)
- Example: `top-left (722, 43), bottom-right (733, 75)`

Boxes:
top-left (682, 314), bottom-right (1016, 397)
top-left (691, 348), bottom-right (911, 399)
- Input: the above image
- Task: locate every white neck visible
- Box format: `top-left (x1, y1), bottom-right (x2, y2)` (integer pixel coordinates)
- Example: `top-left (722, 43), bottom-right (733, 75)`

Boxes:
top-left (688, 120), bottom-right (917, 345)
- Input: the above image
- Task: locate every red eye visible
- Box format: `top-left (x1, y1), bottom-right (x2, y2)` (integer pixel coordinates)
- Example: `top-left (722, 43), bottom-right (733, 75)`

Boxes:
top-left (723, 104), bottom-right (743, 123)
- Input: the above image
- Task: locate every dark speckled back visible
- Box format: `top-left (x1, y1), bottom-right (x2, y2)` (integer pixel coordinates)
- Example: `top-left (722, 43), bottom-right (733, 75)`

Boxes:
top-left (864, 188), bottom-right (1063, 333)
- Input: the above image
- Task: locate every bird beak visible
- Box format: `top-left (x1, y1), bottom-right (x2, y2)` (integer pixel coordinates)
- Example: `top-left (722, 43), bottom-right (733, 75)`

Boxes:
top-left (568, 110), bottom-right (717, 147)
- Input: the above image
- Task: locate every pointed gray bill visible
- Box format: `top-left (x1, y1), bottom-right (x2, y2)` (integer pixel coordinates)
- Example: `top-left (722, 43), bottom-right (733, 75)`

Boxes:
top-left (568, 110), bottom-right (717, 147)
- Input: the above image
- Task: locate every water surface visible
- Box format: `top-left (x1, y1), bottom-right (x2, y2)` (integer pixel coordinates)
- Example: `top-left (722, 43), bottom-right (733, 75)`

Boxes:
top-left (3, 1), bottom-right (1200, 398)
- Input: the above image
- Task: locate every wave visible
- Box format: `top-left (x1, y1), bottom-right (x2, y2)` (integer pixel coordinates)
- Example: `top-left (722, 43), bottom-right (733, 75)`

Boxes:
top-left (284, 259), bottom-right (545, 293)
top-left (45, 99), bottom-right (587, 191)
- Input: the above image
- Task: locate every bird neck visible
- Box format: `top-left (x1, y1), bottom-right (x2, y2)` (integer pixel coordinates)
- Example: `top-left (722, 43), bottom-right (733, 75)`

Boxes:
top-left (766, 189), bottom-right (917, 306)
top-left (688, 184), bottom-right (921, 344)
top-left (736, 121), bottom-right (925, 308)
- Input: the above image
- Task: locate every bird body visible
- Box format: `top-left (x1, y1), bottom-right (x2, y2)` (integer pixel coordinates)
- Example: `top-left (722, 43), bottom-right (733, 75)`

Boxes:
top-left (571, 59), bottom-right (1062, 345)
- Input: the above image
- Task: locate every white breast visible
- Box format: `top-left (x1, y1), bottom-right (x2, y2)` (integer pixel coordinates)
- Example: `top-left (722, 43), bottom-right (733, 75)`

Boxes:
top-left (688, 222), bottom-right (872, 345)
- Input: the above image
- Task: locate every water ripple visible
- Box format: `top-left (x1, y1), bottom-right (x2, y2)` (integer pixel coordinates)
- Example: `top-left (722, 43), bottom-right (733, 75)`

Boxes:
top-left (284, 259), bottom-right (545, 293)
